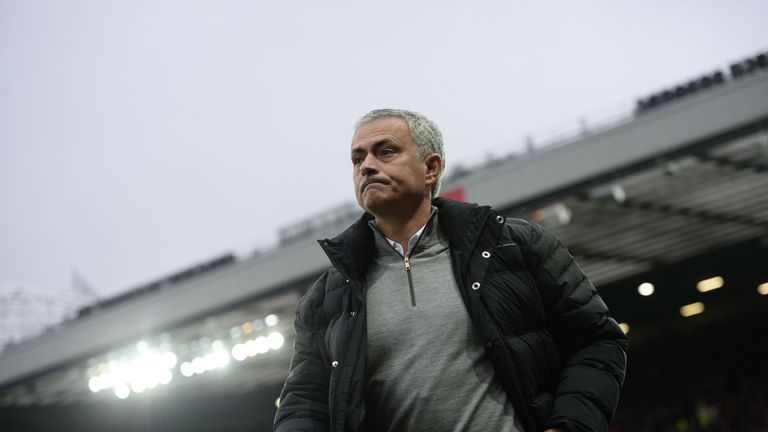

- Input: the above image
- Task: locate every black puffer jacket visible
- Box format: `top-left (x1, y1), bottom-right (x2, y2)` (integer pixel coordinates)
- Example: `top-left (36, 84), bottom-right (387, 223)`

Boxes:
top-left (274, 198), bottom-right (628, 432)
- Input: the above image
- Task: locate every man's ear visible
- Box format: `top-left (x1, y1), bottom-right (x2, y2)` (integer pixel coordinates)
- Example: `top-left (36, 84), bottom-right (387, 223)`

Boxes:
top-left (424, 153), bottom-right (442, 186)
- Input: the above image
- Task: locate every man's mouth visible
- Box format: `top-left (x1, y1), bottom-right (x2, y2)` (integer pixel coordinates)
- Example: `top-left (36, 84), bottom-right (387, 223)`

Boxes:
top-left (361, 179), bottom-right (388, 193)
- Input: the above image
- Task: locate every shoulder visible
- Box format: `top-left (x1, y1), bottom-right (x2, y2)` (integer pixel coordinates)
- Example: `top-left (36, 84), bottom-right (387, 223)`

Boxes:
top-left (498, 216), bottom-right (545, 247)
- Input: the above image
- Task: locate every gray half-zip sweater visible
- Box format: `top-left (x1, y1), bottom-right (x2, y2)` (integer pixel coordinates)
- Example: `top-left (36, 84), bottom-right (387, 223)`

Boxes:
top-left (364, 209), bottom-right (523, 432)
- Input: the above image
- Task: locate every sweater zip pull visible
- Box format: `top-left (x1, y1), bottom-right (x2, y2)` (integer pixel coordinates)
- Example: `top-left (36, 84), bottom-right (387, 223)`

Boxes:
top-left (404, 256), bottom-right (416, 308)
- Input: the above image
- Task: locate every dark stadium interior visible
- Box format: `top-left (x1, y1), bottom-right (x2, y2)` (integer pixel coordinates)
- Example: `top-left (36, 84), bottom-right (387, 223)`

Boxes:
top-left (607, 239), bottom-right (768, 431)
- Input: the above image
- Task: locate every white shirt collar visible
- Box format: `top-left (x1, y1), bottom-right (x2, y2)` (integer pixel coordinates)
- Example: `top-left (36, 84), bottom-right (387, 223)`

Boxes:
top-left (384, 224), bottom-right (427, 257)
top-left (368, 206), bottom-right (437, 257)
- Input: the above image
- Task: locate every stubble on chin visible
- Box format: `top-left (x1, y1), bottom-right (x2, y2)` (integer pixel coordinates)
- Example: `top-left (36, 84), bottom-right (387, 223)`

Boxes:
top-left (359, 189), bottom-right (390, 216)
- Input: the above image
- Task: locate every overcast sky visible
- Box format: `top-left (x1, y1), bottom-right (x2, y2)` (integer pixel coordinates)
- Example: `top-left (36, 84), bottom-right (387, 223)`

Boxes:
top-left (1, 0), bottom-right (767, 299)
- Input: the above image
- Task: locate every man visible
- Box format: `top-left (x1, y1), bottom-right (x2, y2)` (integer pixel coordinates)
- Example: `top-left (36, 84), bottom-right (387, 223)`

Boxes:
top-left (274, 109), bottom-right (628, 432)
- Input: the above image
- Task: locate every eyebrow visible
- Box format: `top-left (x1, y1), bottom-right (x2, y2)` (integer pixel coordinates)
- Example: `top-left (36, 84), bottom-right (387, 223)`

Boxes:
top-left (351, 139), bottom-right (397, 155)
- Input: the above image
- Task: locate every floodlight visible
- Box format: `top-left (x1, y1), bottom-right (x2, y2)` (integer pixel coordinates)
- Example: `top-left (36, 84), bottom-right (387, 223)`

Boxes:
top-left (245, 340), bottom-right (258, 357)
top-left (161, 352), bottom-right (178, 369)
top-left (214, 351), bottom-right (230, 368)
top-left (265, 314), bottom-right (279, 327)
top-left (131, 380), bottom-right (146, 394)
top-left (638, 283), bottom-right (655, 296)
top-left (680, 302), bottom-right (705, 317)
top-left (758, 283), bottom-right (768, 296)
top-left (232, 344), bottom-right (247, 361)
top-left (114, 384), bottom-right (130, 400)
top-left (88, 377), bottom-right (101, 393)
top-left (268, 332), bottom-right (285, 350)
top-left (192, 357), bottom-right (206, 375)
top-left (618, 323), bottom-right (630, 335)
top-left (203, 353), bottom-right (217, 371)
top-left (180, 362), bottom-right (194, 377)
top-left (255, 336), bottom-right (270, 354)
top-left (242, 322), bottom-right (254, 334)
top-left (697, 276), bottom-right (723, 292)
top-left (159, 370), bottom-right (173, 385)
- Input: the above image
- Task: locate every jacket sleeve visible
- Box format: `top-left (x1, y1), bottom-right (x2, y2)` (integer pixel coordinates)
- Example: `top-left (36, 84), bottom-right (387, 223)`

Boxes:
top-left (525, 222), bottom-right (628, 432)
top-left (273, 273), bottom-right (331, 432)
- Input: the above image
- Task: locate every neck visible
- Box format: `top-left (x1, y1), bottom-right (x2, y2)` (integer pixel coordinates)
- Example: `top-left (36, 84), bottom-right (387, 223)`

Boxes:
top-left (372, 198), bottom-right (433, 254)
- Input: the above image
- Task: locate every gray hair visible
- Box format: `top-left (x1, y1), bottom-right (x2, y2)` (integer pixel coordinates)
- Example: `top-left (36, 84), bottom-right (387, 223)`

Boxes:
top-left (355, 108), bottom-right (445, 197)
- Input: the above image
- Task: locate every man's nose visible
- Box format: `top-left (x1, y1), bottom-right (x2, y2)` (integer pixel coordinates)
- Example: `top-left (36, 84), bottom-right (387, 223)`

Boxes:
top-left (359, 153), bottom-right (379, 176)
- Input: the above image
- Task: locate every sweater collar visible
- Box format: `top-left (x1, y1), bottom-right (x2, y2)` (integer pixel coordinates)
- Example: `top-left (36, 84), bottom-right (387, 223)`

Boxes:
top-left (368, 206), bottom-right (438, 258)
top-left (318, 198), bottom-right (490, 281)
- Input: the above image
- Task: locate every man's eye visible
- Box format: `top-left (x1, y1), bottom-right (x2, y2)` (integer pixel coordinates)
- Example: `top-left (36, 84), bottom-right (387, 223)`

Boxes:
top-left (352, 158), bottom-right (362, 165)
top-left (380, 148), bottom-right (395, 156)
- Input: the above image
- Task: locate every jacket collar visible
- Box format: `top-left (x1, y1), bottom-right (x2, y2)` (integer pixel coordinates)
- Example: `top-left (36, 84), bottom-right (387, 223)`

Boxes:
top-left (318, 198), bottom-right (491, 281)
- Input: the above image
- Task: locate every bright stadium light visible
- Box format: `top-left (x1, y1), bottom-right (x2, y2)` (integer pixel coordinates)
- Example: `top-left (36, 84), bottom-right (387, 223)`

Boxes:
top-left (192, 357), bottom-right (206, 375)
top-left (88, 376), bottom-right (102, 393)
top-left (680, 302), bottom-right (705, 317)
top-left (86, 343), bottom-right (182, 399)
top-left (265, 314), bottom-right (279, 327)
top-left (101, 373), bottom-right (116, 390)
top-left (253, 319), bottom-right (264, 331)
top-left (134, 353), bottom-right (151, 369)
top-left (111, 368), bottom-right (129, 387)
top-left (587, 183), bottom-right (626, 204)
top-left (161, 352), bottom-right (178, 369)
top-left (145, 374), bottom-right (159, 390)
top-left (242, 322), bottom-right (254, 334)
top-left (255, 336), bottom-right (269, 354)
top-left (213, 351), bottom-right (230, 368)
top-left (202, 354), bottom-right (218, 371)
top-left (245, 340), bottom-right (258, 357)
top-left (131, 379), bottom-right (146, 394)
top-left (114, 384), bottom-right (130, 400)
top-left (159, 370), bottom-right (173, 385)
top-left (697, 276), bottom-right (723, 292)
top-left (200, 354), bottom-right (212, 371)
top-left (180, 362), bottom-right (194, 377)
top-left (758, 283), bottom-right (768, 295)
top-left (530, 203), bottom-right (571, 228)
top-left (618, 323), bottom-right (630, 335)
top-left (232, 343), bottom-right (247, 361)
top-left (268, 332), bottom-right (285, 350)
top-left (638, 282), bottom-right (655, 296)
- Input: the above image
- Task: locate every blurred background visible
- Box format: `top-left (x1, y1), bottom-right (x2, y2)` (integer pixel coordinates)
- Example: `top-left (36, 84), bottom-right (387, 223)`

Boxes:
top-left (1, 1), bottom-right (767, 431)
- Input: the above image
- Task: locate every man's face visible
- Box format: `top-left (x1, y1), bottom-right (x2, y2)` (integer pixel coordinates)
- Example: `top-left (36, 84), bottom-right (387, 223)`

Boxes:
top-left (351, 117), bottom-right (431, 216)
